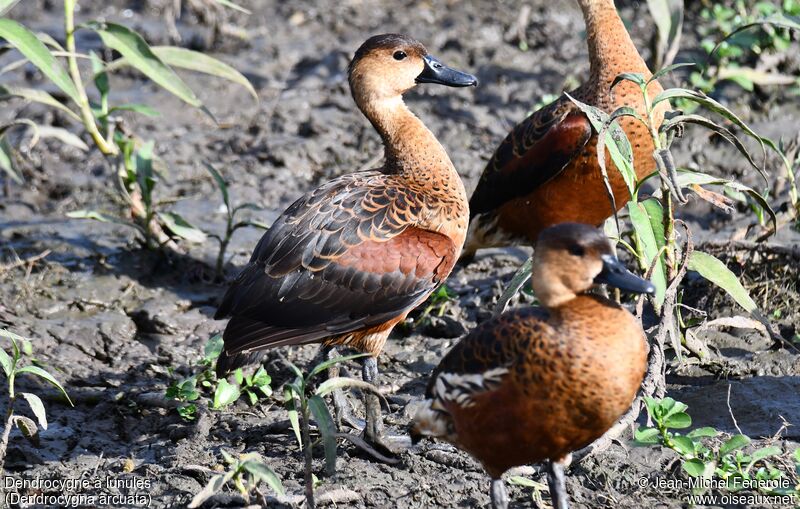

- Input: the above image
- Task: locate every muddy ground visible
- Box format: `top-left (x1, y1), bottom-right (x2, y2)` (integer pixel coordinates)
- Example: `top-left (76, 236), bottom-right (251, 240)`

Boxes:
top-left (1, 0), bottom-right (800, 507)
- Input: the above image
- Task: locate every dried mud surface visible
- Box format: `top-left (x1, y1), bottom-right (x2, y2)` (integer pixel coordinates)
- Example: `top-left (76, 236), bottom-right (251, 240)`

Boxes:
top-left (1, 1), bottom-right (799, 508)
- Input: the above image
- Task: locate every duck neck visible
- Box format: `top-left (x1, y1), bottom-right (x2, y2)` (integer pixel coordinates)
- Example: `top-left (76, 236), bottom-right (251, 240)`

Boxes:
top-left (361, 95), bottom-right (457, 179)
top-left (579, 0), bottom-right (648, 84)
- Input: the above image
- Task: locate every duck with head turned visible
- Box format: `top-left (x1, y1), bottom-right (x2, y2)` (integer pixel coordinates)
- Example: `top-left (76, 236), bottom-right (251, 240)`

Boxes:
top-left (412, 223), bottom-right (654, 509)
top-left (214, 34), bottom-right (476, 454)
top-left (463, 0), bottom-right (668, 260)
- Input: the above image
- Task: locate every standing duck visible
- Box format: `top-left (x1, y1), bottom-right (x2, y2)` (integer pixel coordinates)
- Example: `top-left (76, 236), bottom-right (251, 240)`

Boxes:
top-left (214, 34), bottom-right (477, 451)
top-left (412, 223), bottom-right (654, 509)
top-left (463, 0), bottom-right (667, 258)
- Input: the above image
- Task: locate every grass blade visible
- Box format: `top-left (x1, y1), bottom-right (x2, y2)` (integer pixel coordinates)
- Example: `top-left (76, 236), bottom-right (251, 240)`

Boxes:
top-left (0, 137), bottom-right (22, 184)
top-left (241, 460), bottom-right (285, 495)
top-left (203, 162), bottom-right (230, 211)
top-left (314, 376), bottom-right (384, 399)
top-left (0, 19), bottom-right (80, 104)
top-left (19, 392), bottom-right (47, 430)
top-left (36, 126), bottom-right (89, 151)
top-left (158, 212), bottom-right (207, 243)
top-left (15, 365), bottom-right (73, 405)
top-left (211, 0), bottom-right (251, 14)
top-left (628, 201), bottom-right (667, 309)
top-left (687, 251), bottom-right (757, 313)
top-left (308, 395), bottom-right (337, 475)
top-left (0, 85), bottom-right (81, 122)
top-left (307, 353), bottom-right (369, 381)
top-left (88, 22), bottom-right (202, 108)
top-left (283, 386), bottom-right (302, 448)
top-left (150, 47), bottom-right (257, 101)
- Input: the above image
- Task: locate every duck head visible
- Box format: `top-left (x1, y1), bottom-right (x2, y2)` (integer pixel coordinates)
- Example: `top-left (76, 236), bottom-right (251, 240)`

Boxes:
top-left (348, 33), bottom-right (477, 104)
top-left (531, 223), bottom-right (655, 307)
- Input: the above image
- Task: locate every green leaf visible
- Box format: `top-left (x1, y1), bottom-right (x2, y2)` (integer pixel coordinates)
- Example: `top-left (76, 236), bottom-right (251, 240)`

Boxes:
top-left (567, 94), bottom-right (637, 199)
top-left (158, 211), bottom-right (207, 243)
top-left (650, 62), bottom-right (695, 83)
top-left (0, 85), bottom-right (81, 122)
top-left (204, 334), bottom-right (224, 362)
top-left (611, 72), bottom-right (646, 89)
top-left (241, 460), bottom-right (285, 495)
top-left (0, 137), bottom-right (22, 184)
top-left (687, 251), bottom-right (757, 313)
top-left (283, 386), bottom-right (302, 448)
top-left (652, 87), bottom-right (768, 182)
top-left (13, 415), bottom-right (39, 445)
top-left (19, 392), bottom-right (47, 430)
top-left (37, 126), bottom-right (89, 151)
top-left (0, 347), bottom-right (12, 377)
top-left (683, 458), bottom-right (707, 477)
top-left (507, 476), bottom-right (542, 488)
top-left (0, 0), bottom-right (21, 16)
top-left (149, 47), bottom-right (257, 101)
top-left (307, 353), bottom-right (370, 381)
top-left (664, 412), bottom-right (692, 429)
top-left (233, 368), bottom-right (244, 385)
top-left (15, 365), bottom-right (72, 405)
top-left (0, 19), bottom-right (81, 104)
top-left (108, 103), bottom-right (161, 117)
top-left (87, 22), bottom-right (202, 108)
top-left (720, 434), bottom-right (751, 456)
top-left (309, 394), bottom-right (338, 475)
top-left (67, 209), bottom-right (139, 230)
top-left (314, 376), bottom-right (384, 399)
top-left (212, 378), bottom-right (240, 409)
top-left (662, 114), bottom-right (765, 184)
top-left (671, 435), bottom-right (696, 456)
top-left (633, 426), bottom-right (661, 445)
top-left (751, 446), bottom-right (781, 462)
top-left (203, 162), bottom-right (230, 211)
top-left (135, 141), bottom-right (155, 210)
top-left (628, 201), bottom-right (667, 308)
top-left (187, 471), bottom-right (235, 509)
top-left (687, 427), bottom-right (718, 439)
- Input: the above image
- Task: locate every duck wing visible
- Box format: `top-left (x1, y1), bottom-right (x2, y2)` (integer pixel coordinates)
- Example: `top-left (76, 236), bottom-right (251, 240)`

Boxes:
top-left (424, 307), bottom-right (550, 399)
top-left (215, 171), bottom-right (457, 372)
top-left (469, 97), bottom-right (592, 217)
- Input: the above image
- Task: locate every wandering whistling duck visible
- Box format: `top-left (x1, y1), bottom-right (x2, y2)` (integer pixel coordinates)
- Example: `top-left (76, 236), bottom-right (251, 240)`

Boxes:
top-left (412, 223), bottom-right (655, 509)
top-left (463, 0), bottom-right (667, 259)
top-left (214, 34), bottom-right (477, 451)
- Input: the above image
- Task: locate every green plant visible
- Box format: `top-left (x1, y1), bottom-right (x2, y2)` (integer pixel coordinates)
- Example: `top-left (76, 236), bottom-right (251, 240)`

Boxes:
top-left (203, 163), bottom-right (270, 279)
top-left (635, 397), bottom-right (795, 497)
top-left (283, 354), bottom-right (382, 509)
top-left (165, 334), bottom-right (273, 419)
top-left (0, 329), bottom-right (72, 472)
top-left (693, 2), bottom-right (800, 95)
top-left (188, 450), bottom-right (284, 508)
top-left (0, 1), bottom-right (256, 249)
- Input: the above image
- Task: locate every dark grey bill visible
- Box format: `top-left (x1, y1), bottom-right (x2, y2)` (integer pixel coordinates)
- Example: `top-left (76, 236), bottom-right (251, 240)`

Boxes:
top-left (416, 55), bottom-right (478, 87)
top-left (594, 254), bottom-right (656, 295)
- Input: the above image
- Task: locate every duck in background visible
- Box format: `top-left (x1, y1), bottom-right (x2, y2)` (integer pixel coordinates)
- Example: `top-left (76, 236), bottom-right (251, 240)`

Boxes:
top-left (463, 0), bottom-right (667, 260)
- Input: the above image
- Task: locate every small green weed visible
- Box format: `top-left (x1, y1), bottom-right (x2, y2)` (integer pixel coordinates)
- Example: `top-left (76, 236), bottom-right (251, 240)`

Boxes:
top-left (188, 450), bottom-right (283, 508)
top-left (0, 329), bottom-right (72, 472)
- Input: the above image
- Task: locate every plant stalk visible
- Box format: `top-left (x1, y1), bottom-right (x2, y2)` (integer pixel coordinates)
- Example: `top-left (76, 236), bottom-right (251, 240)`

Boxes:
top-left (0, 397), bottom-right (15, 473)
top-left (300, 400), bottom-right (315, 509)
top-left (64, 0), bottom-right (117, 156)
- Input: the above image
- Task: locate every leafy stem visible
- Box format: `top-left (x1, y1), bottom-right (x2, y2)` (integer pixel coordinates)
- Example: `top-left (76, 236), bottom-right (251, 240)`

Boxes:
top-left (63, 0), bottom-right (116, 155)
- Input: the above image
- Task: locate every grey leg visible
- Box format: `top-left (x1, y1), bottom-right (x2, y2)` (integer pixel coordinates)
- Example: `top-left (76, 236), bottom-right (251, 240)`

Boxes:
top-left (490, 478), bottom-right (509, 509)
top-left (547, 460), bottom-right (570, 509)
top-left (362, 356), bottom-right (384, 443)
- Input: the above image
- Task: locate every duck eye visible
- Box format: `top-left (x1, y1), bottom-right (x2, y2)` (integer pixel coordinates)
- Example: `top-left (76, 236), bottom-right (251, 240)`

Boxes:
top-left (393, 50), bottom-right (407, 61)
top-left (568, 244), bottom-right (585, 257)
